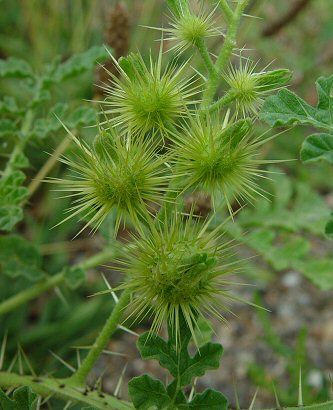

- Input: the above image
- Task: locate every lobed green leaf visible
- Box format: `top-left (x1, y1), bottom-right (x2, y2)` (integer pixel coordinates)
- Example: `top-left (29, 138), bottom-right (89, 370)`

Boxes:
top-left (260, 75), bottom-right (333, 132)
top-left (128, 374), bottom-right (170, 410)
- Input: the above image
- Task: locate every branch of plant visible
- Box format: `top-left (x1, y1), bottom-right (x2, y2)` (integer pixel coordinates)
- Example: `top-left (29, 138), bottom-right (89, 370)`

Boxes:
top-left (69, 288), bottom-right (131, 385)
top-left (202, 0), bottom-right (249, 107)
top-left (218, 0), bottom-right (233, 24)
top-left (208, 90), bottom-right (237, 112)
top-left (0, 372), bottom-right (133, 409)
top-left (195, 37), bottom-right (217, 79)
top-left (0, 247), bottom-right (118, 317)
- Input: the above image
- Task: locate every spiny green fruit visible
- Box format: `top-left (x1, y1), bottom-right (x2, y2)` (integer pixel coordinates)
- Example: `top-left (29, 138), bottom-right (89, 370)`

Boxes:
top-left (116, 210), bottom-right (245, 347)
top-left (171, 113), bottom-right (272, 214)
top-left (49, 129), bottom-right (172, 235)
top-left (156, 2), bottom-right (220, 55)
top-left (100, 49), bottom-right (199, 135)
top-left (224, 59), bottom-right (292, 117)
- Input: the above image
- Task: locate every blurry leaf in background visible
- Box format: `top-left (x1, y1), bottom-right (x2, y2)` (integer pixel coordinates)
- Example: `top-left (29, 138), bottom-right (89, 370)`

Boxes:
top-left (0, 58), bottom-right (34, 79)
top-left (242, 229), bottom-right (310, 271)
top-left (238, 170), bottom-right (331, 235)
top-left (54, 45), bottom-right (111, 82)
top-left (63, 266), bottom-right (86, 290)
top-left (301, 133), bottom-right (333, 164)
top-left (0, 171), bottom-right (29, 231)
top-left (0, 235), bottom-right (44, 281)
top-left (325, 213), bottom-right (333, 238)
top-left (293, 259), bottom-right (333, 291)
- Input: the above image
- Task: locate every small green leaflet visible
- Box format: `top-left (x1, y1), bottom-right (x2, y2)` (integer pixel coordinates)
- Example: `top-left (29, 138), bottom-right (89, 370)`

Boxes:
top-left (185, 389), bottom-right (228, 409)
top-left (64, 266), bottom-right (86, 289)
top-left (129, 375), bottom-right (171, 410)
top-left (54, 45), bottom-right (111, 82)
top-left (0, 387), bottom-right (38, 410)
top-left (0, 235), bottom-right (44, 282)
top-left (0, 171), bottom-right (29, 231)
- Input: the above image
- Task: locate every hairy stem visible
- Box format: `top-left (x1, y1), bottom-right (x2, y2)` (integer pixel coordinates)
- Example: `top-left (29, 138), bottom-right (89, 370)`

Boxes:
top-left (218, 0), bottom-right (233, 24)
top-left (0, 247), bottom-right (117, 316)
top-left (69, 288), bottom-right (131, 385)
top-left (0, 372), bottom-right (133, 409)
top-left (195, 37), bottom-right (216, 78)
top-left (202, 0), bottom-right (249, 107)
top-left (209, 90), bottom-right (237, 112)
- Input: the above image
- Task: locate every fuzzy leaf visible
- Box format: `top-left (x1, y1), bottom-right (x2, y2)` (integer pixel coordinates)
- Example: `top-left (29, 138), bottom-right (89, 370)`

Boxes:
top-left (32, 103), bottom-right (68, 139)
top-left (128, 375), bottom-right (170, 410)
top-left (55, 46), bottom-right (110, 82)
top-left (0, 171), bottom-right (29, 231)
top-left (32, 104), bottom-right (97, 140)
top-left (242, 229), bottom-right (310, 271)
top-left (0, 119), bottom-right (16, 137)
top-left (260, 75), bottom-right (333, 132)
top-left (301, 133), bottom-right (333, 164)
top-left (65, 106), bottom-right (97, 128)
top-left (0, 96), bottom-right (20, 115)
top-left (0, 235), bottom-right (44, 282)
top-left (0, 58), bottom-right (33, 79)
top-left (325, 213), bottom-right (333, 239)
top-left (0, 387), bottom-right (38, 410)
top-left (64, 266), bottom-right (86, 289)
top-left (185, 389), bottom-right (228, 409)
top-left (11, 153), bottom-right (29, 169)
top-left (294, 259), bottom-right (333, 291)
top-left (238, 171), bottom-right (331, 235)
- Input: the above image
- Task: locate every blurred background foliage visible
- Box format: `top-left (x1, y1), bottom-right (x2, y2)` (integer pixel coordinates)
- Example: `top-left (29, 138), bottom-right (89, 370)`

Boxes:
top-left (0, 0), bottom-right (333, 408)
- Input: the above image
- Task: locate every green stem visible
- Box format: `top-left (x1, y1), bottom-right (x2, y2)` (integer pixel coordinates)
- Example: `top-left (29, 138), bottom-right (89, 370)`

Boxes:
top-left (208, 90), bottom-right (237, 112)
top-left (0, 248), bottom-right (117, 317)
top-left (0, 372), bottom-right (133, 409)
top-left (195, 37), bottom-right (216, 78)
top-left (218, 0), bottom-right (233, 24)
top-left (69, 288), bottom-right (131, 385)
top-left (202, 0), bottom-right (249, 107)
